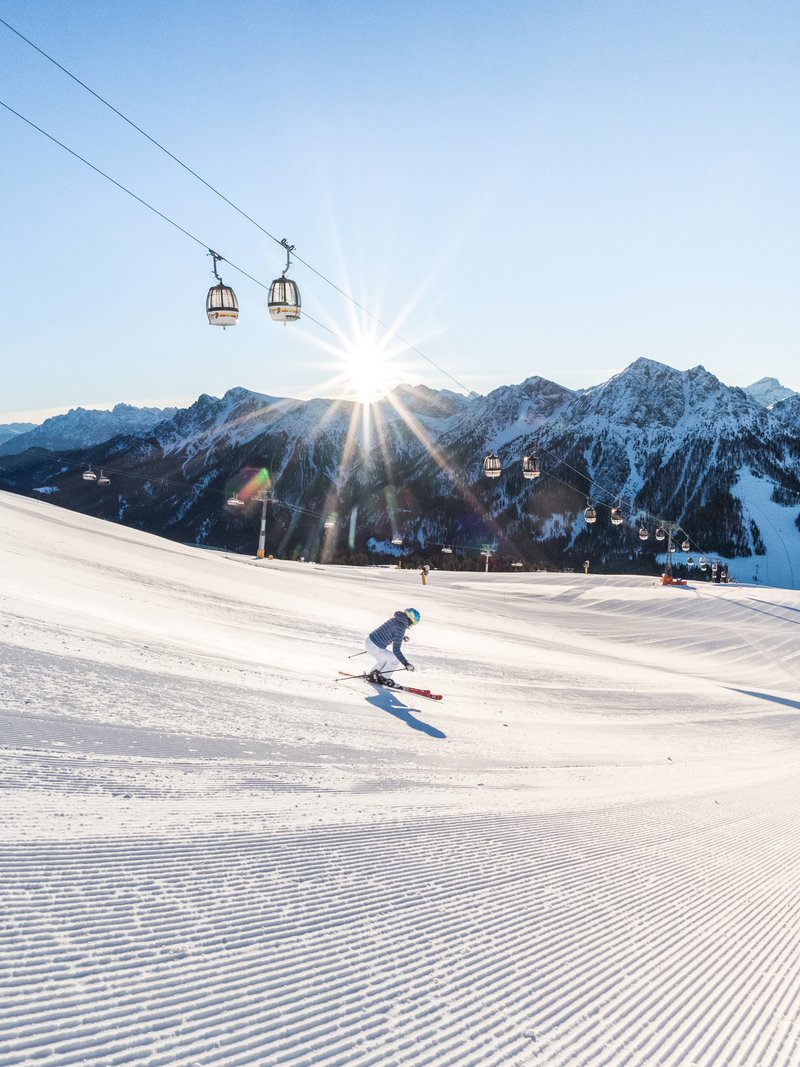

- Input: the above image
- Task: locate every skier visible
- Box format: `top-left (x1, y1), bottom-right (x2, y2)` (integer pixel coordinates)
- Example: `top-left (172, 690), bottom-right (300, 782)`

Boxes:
top-left (364, 608), bottom-right (420, 687)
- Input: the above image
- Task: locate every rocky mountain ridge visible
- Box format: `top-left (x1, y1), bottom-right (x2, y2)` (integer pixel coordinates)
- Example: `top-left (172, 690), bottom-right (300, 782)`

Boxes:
top-left (0, 422), bottom-right (37, 447)
top-left (2, 360), bottom-right (798, 587)
top-left (0, 403), bottom-right (178, 457)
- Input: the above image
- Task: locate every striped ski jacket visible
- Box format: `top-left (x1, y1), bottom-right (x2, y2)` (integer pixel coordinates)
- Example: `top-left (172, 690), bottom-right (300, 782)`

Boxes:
top-left (367, 611), bottom-right (412, 667)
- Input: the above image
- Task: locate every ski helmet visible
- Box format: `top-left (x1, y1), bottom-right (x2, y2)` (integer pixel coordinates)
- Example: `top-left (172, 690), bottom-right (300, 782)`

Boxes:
top-left (404, 608), bottom-right (421, 625)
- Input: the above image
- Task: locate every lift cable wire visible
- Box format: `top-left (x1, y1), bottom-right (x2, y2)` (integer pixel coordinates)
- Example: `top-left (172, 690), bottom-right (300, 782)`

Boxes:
top-left (485, 439), bottom-right (694, 546)
top-left (515, 435), bottom-right (692, 539)
top-left (0, 16), bottom-right (468, 394)
top-left (496, 465), bottom-right (700, 560)
top-left (24, 447), bottom-right (333, 525)
top-left (0, 99), bottom-right (341, 341)
top-left (0, 16), bottom-right (286, 248)
top-left (0, 102), bottom-right (209, 253)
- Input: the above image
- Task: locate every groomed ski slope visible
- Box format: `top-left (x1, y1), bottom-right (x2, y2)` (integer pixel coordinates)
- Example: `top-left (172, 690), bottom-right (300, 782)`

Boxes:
top-left (2, 489), bottom-right (800, 1067)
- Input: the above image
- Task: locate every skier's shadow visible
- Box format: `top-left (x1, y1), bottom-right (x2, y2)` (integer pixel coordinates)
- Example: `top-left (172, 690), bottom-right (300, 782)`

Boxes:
top-left (726, 688), bottom-right (800, 711)
top-left (366, 689), bottom-right (446, 739)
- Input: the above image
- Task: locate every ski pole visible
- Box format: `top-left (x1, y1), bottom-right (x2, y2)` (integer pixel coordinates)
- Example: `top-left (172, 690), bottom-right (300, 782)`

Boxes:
top-left (347, 650), bottom-right (367, 659)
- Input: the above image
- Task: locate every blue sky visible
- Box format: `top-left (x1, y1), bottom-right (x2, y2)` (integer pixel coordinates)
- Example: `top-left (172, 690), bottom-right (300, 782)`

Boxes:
top-left (1, 0), bottom-right (798, 422)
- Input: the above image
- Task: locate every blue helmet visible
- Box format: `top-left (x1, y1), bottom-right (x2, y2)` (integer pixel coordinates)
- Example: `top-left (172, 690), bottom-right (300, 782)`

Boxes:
top-left (404, 608), bottom-right (421, 626)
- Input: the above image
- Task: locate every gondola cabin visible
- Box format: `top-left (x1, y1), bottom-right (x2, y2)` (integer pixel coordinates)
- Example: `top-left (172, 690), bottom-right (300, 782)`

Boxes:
top-left (638, 526), bottom-right (649, 541)
top-left (584, 505), bottom-right (597, 524)
top-left (226, 494), bottom-right (245, 509)
top-left (521, 454), bottom-right (541, 479)
top-left (82, 467), bottom-right (97, 482)
top-left (206, 284), bottom-right (239, 327)
top-left (483, 453), bottom-right (502, 478)
top-left (268, 277), bottom-right (301, 322)
top-left (97, 471), bottom-right (111, 487)
top-left (610, 507), bottom-right (624, 526)
top-left (655, 527), bottom-right (666, 541)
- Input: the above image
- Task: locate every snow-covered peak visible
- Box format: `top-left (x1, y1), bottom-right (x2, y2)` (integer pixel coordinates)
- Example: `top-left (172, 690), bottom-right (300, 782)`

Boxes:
top-left (622, 355), bottom-right (675, 377)
top-left (446, 375), bottom-right (573, 458)
top-left (517, 375), bottom-right (575, 403)
top-left (388, 383), bottom-right (470, 420)
top-left (744, 377), bottom-right (797, 409)
top-left (481, 375), bottom-right (573, 412)
top-left (149, 387), bottom-right (293, 454)
top-left (567, 359), bottom-right (756, 433)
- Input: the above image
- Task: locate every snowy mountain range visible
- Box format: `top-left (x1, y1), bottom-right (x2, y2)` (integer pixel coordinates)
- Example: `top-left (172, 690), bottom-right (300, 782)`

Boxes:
top-left (0, 421), bottom-right (36, 447)
top-left (0, 403), bottom-right (176, 457)
top-left (1, 360), bottom-right (798, 586)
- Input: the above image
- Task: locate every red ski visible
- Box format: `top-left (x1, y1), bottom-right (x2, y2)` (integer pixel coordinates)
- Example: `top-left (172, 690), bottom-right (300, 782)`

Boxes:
top-left (337, 671), bottom-right (443, 701)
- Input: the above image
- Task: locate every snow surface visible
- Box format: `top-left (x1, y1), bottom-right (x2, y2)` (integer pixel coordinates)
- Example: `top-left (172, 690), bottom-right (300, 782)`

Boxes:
top-left (733, 470), bottom-right (800, 590)
top-left (2, 490), bottom-right (800, 1067)
top-left (661, 469), bottom-right (800, 592)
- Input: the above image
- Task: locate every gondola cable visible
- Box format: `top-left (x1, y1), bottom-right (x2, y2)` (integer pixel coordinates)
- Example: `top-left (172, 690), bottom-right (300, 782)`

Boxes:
top-left (0, 16), bottom-right (287, 250)
top-left (0, 16), bottom-right (470, 393)
top-left (0, 98), bottom-right (341, 342)
top-left (23, 446), bottom-right (335, 525)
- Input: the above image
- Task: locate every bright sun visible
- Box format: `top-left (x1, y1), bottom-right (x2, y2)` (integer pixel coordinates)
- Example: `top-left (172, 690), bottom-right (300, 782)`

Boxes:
top-left (302, 306), bottom-right (422, 408)
top-left (315, 321), bottom-right (411, 405)
top-left (341, 339), bottom-right (396, 405)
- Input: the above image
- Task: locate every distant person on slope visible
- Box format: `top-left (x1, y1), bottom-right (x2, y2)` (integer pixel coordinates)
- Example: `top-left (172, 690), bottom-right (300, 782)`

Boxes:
top-left (364, 608), bottom-right (420, 687)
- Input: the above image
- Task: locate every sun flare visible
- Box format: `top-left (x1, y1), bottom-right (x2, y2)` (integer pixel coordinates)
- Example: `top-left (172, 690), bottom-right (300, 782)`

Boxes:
top-left (307, 316), bottom-right (415, 407)
top-left (340, 339), bottom-right (397, 405)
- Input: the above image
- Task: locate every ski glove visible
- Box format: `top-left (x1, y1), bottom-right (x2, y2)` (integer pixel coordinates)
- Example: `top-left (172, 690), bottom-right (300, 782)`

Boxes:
top-left (406, 663), bottom-right (415, 672)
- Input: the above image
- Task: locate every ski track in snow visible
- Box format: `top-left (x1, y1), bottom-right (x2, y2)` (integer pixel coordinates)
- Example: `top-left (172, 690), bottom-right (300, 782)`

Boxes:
top-left (2, 491), bottom-right (800, 1066)
top-left (3, 793), bottom-right (800, 1067)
